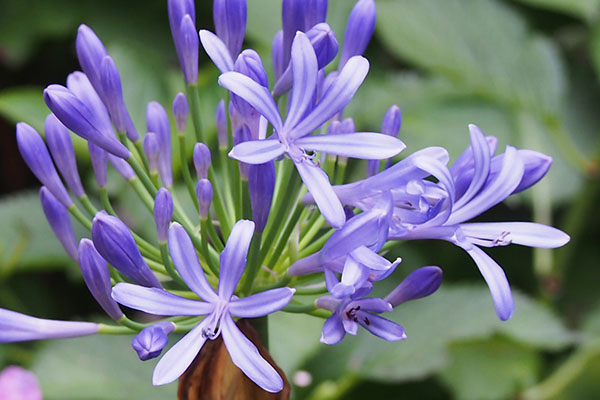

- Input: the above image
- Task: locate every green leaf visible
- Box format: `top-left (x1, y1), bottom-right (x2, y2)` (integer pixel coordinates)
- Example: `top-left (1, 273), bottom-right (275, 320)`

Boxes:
top-left (0, 87), bottom-right (48, 133)
top-left (31, 335), bottom-right (176, 400)
top-left (512, 0), bottom-right (600, 20)
top-left (437, 337), bottom-right (541, 400)
top-left (376, 0), bottom-right (566, 117)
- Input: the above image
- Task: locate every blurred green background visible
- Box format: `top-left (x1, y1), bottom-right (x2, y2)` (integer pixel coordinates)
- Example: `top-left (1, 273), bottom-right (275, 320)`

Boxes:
top-left (1, 0), bottom-right (599, 399)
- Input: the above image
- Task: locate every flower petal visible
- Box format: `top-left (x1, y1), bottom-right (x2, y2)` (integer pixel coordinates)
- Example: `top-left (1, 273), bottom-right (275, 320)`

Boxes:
top-left (218, 72), bottom-right (283, 132)
top-left (111, 283), bottom-right (214, 316)
top-left (350, 246), bottom-right (392, 271)
top-left (454, 124), bottom-right (491, 209)
top-left (294, 159), bottom-right (345, 229)
top-left (152, 320), bottom-right (209, 385)
top-left (355, 298), bottom-right (393, 314)
top-left (168, 223), bottom-right (218, 302)
top-left (460, 222), bottom-right (570, 248)
top-left (295, 132), bottom-right (406, 159)
top-left (221, 315), bottom-right (283, 393)
top-left (465, 245), bottom-right (514, 321)
top-left (357, 313), bottom-right (407, 341)
top-left (199, 30), bottom-right (234, 73)
top-left (218, 220), bottom-right (255, 299)
top-left (284, 32), bottom-right (318, 132)
top-left (320, 314), bottom-right (346, 345)
top-left (229, 288), bottom-right (295, 318)
top-left (228, 139), bottom-right (285, 164)
top-left (288, 252), bottom-right (324, 276)
top-left (290, 56), bottom-right (369, 139)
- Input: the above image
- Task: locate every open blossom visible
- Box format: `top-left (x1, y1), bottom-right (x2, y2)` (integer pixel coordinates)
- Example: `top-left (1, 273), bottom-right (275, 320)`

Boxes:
top-left (112, 220), bottom-right (295, 392)
top-left (220, 31), bottom-right (405, 228)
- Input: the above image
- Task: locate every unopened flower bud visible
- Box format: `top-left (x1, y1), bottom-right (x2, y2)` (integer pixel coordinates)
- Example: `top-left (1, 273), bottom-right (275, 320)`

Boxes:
top-left (108, 154), bottom-right (135, 180)
top-left (215, 99), bottom-right (228, 148)
top-left (213, 0), bottom-right (247, 58)
top-left (193, 143), bottom-right (211, 179)
top-left (17, 123), bottom-right (72, 207)
top-left (384, 266), bottom-right (443, 307)
top-left (196, 179), bottom-right (213, 219)
top-left (131, 321), bottom-right (175, 361)
top-left (304, 0), bottom-right (328, 28)
top-left (45, 114), bottom-right (85, 198)
top-left (154, 188), bottom-right (174, 243)
top-left (146, 102), bottom-right (173, 187)
top-left (88, 142), bottom-right (108, 188)
top-left (339, 0), bottom-right (376, 68)
top-left (78, 239), bottom-right (123, 320)
top-left (248, 162), bottom-right (275, 232)
top-left (40, 187), bottom-right (78, 261)
top-left (381, 105), bottom-right (402, 137)
top-left (172, 92), bottom-right (189, 134)
top-left (75, 24), bottom-right (108, 97)
top-left (91, 211), bottom-right (162, 288)
top-left (233, 125), bottom-right (252, 179)
top-left (143, 132), bottom-right (160, 175)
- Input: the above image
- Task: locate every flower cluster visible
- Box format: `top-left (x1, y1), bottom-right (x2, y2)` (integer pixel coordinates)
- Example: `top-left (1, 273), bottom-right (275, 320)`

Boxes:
top-left (3, 0), bottom-right (568, 394)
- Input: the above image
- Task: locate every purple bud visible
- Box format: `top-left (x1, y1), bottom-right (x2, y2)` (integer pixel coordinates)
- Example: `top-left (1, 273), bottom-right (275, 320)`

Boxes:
top-left (0, 366), bottom-right (43, 400)
top-left (381, 105), bottom-right (402, 137)
top-left (143, 132), bottom-right (160, 174)
top-left (172, 92), bottom-right (189, 134)
top-left (234, 49), bottom-right (269, 87)
top-left (88, 142), bottom-right (108, 188)
top-left (0, 309), bottom-right (99, 342)
top-left (193, 143), bottom-right (211, 179)
top-left (340, 0), bottom-right (376, 68)
top-left (154, 188), bottom-right (174, 243)
top-left (384, 266), bottom-right (443, 307)
top-left (40, 187), bottom-right (78, 261)
top-left (341, 117), bottom-right (355, 133)
top-left (91, 211), bottom-right (162, 288)
top-left (78, 239), bottom-right (123, 320)
top-left (282, 0), bottom-right (306, 65)
top-left (100, 55), bottom-right (139, 141)
top-left (213, 0), bottom-right (247, 58)
top-left (248, 162), bottom-right (275, 232)
top-left (45, 114), bottom-right (85, 198)
top-left (327, 120), bottom-right (342, 135)
top-left (108, 154), bottom-right (135, 180)
top-left (306, 23), bottom-right (338, 69)
top-left (178, 15), bottom-right (200, 84)
top-left (228, 100), bottom-right (243, 132)
top-left (66, 71), bottom-right (113, 134)
top-left (196, 179), bottom-right (213, 219)
top-left (131, 321), bottom-right (175, 361)
top-left (272, 30), bottom-right (285, 80)
top-left (304, 0), bottom-right (328, 28)
top-left (514, 150), bottom-right (553, 194)
top-left (75, 25), bottom-right (109, 99)
top-left (43, 85), bottom-right (130, 159)
top-left (233, 125), bottom-right (252, 179)
top-left (216, 99), bottom-right (228, 148)
top-left (16, 123), bottom-right (72, 207)
top-left (146, 102), bottom-right (173, 187)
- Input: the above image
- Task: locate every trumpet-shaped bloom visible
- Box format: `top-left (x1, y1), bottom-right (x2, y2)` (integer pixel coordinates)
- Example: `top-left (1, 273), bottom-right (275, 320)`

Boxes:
top-left (220, 32), bottom-right (406, 228)
top-left (112, 220), bottom-right (295, 393)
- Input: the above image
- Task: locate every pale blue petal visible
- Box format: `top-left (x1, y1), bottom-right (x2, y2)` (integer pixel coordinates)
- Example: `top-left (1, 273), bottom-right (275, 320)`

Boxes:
top-left (228, 139), bottom-right (285, 164)
top-left (111, 283), bottom-right (214, 316)
top-left (221, 315), bottom-right (283, 393)
top-left (218, 220), bottom-right (255, 299)
top-left (199, 30), bottom-right (234, 73)
top-left (229, 288), bottom-right (295, 318)
top-left (454, 124), bottom-right (491, 209)
top-left (295, 132), bottom-right (406, 159)
top-left (168, 223), bottom-right (218, 302)
top-left (218, 72), bottom-right (283, 132)
top-left (460, 222), bottom-right (570, 248)
top-left (294, 159), bottom-right (345, 229)
top-left (355, 298), bottom-right (393, 313)
top-left (320, 314), bottom-right (346, 345)
top-left (358, 313), bottom-right (407, 341)
top-left (152, 320), bottom-right (208, 385)
top-left (350, 246), bottom-right (391, 271)
top-left (290, 56), bottom-right (369, 139)
top-left (288, 252), bottom-right (323, 276)
top-left (284, 32), bottom-right (318, 132)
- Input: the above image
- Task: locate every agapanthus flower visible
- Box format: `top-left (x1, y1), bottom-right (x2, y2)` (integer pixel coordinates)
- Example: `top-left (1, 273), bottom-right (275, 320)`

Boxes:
top-left (0, 366), bottom-right (43, 400)
top-left (220, 31), bottom-right (405, 228)
top-left (112, 220), bottom-right (295, 392)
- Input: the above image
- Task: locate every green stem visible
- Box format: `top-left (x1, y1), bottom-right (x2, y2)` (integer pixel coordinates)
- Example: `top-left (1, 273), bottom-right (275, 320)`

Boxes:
top-left (128, 177), bottom-right (155, 213)
top-left (186, 84), bottom-right (204, 143)
top-left (178, 134), bottom-right (198, 209)
top-left (294, 283), bottom-right (328, 295)
top-left (241, 178), bottom-right (252, 220)
top-left (78, 195), bottom-right (98, 216)
top-left (208, 167), bottom-right (233, 238)
top-left (98, 324), bottom-right (134, 335)
top-left (68, 205), bottom-right (92, 230)
top-left (283, 302), bottom-right (316, 313)
top-left (241, 231), bottom-right (263, 295)
top-left (266, 203), bottom-right (303, 270)
top-left (299, 230), bottom-right (334, 258)
top-left (159, 242), bottom-right (187, 288)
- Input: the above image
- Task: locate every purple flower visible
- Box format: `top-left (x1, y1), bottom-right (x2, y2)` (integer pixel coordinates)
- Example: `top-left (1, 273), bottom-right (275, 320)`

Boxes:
top-left (108, 154), bottom-right (135, 180)
top-left (220, 32), bottom-right (405, 228)
top-left (16, 122), bottom-right (72, 208)
top-left (317, 294), bottom-right (405, 345)
top-left (0, 308), bottom-right (99, 342)
top-left (45, 114), bottom-right (85, 198)
top-left (193, 143), bottom-right (211, 179)
top-left (168, 0), bottom-right (198, 84)
top-left (0, 366), bottom-right (43, 400)
top-left (91, 211), bottom-right (162, 288)
top-left (248, 162), bottom-right (276, 233)
top-left (339, 0), bottom-right (377, 68)
top-left (154, 188), bottom-right (174, 243)
top-left (112, 220), bottom-right (294, 392)
top-left (40, 187), bottom-right (78, 261)
top-left (367, 105), bottom-right (402, 177)
top-left (146, 102), bottom-right (173, 187)
top-left (143, 132), bottom-right (160, 175)
top-left (132, 321), bottom-right (176, 361)
top-left (213, 0), bottom-right (247, 59)
top-left (172, 92), bottom-right (189, 133)
top-left (88, 142), bottom-right (108, 188)
top-left (215, 99), bottom-right (228, 148)
top-left (78, 239), bottom-right (124, 320)
top-left (384, 266), bottom-right (443, 307)
top-left (196, 179), bottom-right (214, 219)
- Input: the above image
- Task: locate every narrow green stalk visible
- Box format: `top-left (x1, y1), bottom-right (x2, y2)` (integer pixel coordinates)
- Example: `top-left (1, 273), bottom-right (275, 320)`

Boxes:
top-left (265, 204), bottom-right (303, 269)
top-left (248, 316), bottom-right (269, 350)
top-left (253, 273), bottom-right (292, 293)
top-left (68, 205), bottom-right (92, 230)
top-left (231, 161), bottom-right (243, 221)
top-left (178, 135), bottom-right (199, 209)
top-left (208, 167), bottom-right (233, 238)
top-left (128, 177), bottom-right (155, 213)
top-left (294, 282), bottom-right (328, 295)
top-left (133, 140), bottom-right (150, 173)
top-left (199, 218), bottom-right (220, 275)
top-left (335, 158), bottom-right (348, 185)
top-left (241, 179), bottom-right (252, 220)
top-left (218, 146), bottom-right (234, 210)
top-left (98, 324), bottom-right (134, 335)
top-left (206, 217), bottom-right (225, 252)
top-left (186, 84), bottom-right (204, 143)
top-left (240, 231), bottom-right (263, 295)
top-left (99, 188), bottom-right (117, 215)
top-left (144, 257), bottom-right (168, 276)
top-left (283, 302), bottom-right (316, 313)
top-left (159, 242), bottom-right (187, 288)
top-left (299, 213), bottom-right (325, 248)
top-left (299, 230), bottom-right (334, 258)
top-left (78, 194), bottom-right (98, 216)
top-left (128, 154), bottom-right (158, 197)
top-left (117, 315), bottom-right (147, 331)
